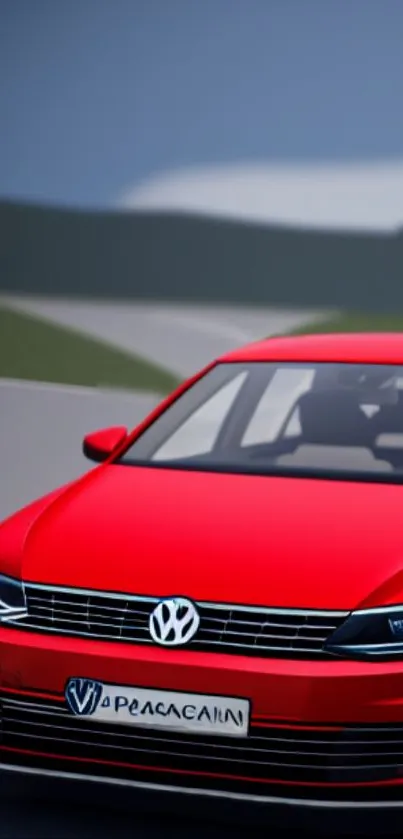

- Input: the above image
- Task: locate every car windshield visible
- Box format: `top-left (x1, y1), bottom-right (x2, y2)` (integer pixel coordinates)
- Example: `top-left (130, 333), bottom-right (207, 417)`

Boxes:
top-left (118, 362), bottom-right (403, 482)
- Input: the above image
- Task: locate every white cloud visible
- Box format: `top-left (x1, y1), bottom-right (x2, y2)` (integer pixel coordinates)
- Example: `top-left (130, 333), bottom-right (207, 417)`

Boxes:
top-left (118, 160), bottom-right (403, 233)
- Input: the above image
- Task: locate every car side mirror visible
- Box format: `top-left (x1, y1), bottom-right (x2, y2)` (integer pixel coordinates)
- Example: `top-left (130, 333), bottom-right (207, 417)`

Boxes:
top-left (82, 426), bottom-right (128, 463)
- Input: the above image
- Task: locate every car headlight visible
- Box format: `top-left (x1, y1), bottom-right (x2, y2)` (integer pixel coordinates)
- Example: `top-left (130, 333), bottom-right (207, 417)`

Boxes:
top-left (325, 605), bottom-right (403, 659)
top-left (0, 574), bottom-right (27, 622)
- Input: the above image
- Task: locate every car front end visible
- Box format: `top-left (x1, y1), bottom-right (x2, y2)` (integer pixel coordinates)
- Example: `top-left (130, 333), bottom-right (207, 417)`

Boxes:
top-left (1, 572), bottom-right (403, 833)
top-left (3, 347), bottom-right (403, 833)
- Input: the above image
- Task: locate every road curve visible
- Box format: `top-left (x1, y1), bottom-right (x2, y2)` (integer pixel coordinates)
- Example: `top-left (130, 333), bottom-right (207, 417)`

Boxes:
top-left (1, 296), bottom-right (329, 379)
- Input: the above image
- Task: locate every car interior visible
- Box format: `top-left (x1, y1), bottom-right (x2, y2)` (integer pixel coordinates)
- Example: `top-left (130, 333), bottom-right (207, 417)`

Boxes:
top-left (123, 364), bottom-right (403, 476)
top-left (168, 385), bottom-right (403, 474)
top-left (244, 387), bottom-right (403, 471)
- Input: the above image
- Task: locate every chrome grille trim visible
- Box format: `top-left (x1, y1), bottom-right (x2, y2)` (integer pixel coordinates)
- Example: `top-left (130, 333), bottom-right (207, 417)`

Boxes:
top-left (0, 620), bottom-right (154, 643)
top-left (15, 582), bottom-right (349, 659)
top-left (22, 582), bottom-right (348, 616)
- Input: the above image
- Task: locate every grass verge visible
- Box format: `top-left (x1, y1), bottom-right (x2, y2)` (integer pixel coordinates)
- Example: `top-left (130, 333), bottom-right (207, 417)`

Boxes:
top-left (0, 305), bottom-right (180, 394)
top-left (288, 312), bottom-right (403, 336)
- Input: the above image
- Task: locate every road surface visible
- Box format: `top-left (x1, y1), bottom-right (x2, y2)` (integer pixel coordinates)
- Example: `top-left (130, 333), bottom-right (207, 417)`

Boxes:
top-left (0, 379), bottom-right (159, 522)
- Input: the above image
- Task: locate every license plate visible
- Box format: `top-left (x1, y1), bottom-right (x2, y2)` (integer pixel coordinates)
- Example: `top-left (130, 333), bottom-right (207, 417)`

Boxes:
top-left (65, 678), bottom-right (250, 738)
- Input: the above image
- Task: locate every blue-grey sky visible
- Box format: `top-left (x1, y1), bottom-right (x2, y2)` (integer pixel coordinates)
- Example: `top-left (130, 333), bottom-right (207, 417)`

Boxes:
top-left (1, 0), bottom-right (402, 208)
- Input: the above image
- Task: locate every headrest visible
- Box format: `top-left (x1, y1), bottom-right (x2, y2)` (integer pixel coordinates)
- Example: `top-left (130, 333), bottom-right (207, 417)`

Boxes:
top-left (370, 390), bottom-right (403, 434)
top-left (298, 390), bottom-right (371, 446)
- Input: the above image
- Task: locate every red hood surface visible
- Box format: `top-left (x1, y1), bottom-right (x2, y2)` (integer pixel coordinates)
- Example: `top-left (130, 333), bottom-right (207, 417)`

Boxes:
top-left (8, 464), bottom-right (403, 611)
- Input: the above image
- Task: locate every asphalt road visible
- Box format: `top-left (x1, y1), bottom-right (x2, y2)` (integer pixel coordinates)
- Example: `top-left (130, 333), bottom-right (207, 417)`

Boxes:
top-left (0, 379), bottom-right (159, 522)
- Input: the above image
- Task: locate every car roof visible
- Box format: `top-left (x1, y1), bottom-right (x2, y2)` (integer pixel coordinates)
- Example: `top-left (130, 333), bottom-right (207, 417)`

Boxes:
top-left (220, 333), bottom-right (403, 366)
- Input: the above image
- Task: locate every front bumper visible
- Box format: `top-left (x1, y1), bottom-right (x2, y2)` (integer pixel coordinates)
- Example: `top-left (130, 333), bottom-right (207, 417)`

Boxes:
top-left (2, 760), bottom-right (403, 836)
top-left (1, 624), bottom-right (403, 825)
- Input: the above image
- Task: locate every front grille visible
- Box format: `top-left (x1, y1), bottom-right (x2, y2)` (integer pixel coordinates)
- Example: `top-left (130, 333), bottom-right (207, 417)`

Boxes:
top-left (1, 694), bottom-right (402, 793)
top-left (20, 584), bottom-right (347, 659)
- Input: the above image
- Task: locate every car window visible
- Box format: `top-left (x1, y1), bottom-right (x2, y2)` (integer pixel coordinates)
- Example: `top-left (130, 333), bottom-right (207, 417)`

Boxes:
top-left (241, 368), bottom-right (314, 446)
top-left (119, 361), bottom-right (403, 482)
top-left (152, 372), bottom-right (248, 460)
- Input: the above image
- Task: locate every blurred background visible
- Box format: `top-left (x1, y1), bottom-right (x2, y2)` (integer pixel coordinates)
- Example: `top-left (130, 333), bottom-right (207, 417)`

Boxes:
top-left (1, 0), bottom-right (403, 520)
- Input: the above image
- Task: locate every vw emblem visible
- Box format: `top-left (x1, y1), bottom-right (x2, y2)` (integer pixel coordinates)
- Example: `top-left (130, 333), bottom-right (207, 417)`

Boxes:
top-left (149, 597), bottom-right (200, 647)
top-left (65, 678), bottom-right (103, 716)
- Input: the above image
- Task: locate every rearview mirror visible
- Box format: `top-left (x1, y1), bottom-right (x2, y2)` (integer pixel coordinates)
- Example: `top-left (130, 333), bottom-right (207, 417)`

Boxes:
top-left (83, 426), bottom-right (128, 463)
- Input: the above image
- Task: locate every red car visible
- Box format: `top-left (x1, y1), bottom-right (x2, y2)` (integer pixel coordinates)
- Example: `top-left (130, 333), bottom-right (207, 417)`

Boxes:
top-left (2, 332), bottom-right (403, 831)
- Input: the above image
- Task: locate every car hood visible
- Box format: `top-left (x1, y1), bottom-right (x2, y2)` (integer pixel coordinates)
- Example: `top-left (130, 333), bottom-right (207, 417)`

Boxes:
top-left (14, 464), bottom-right (403, 611)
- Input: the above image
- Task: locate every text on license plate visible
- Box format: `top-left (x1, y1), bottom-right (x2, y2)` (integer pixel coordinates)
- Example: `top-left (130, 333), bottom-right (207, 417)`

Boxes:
top-left (65, 678), bottom-right (250, 738)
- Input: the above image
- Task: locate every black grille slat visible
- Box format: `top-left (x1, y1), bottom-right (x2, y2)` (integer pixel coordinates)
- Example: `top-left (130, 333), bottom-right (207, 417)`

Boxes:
top-left (2, 695), bottom-right (403, 785)
top-left (4, 700), bottom-right (403, 747)
top-left (21, 585), bottom-right (346, 659)
top-left (5, 702), bottom-right (403, 749)
top-left (6, 713), bottom-right (403, 759)
top-left (7, 728), bottom-right (403, 772)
